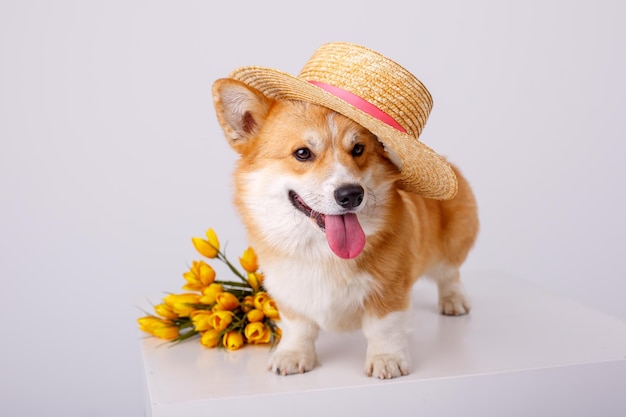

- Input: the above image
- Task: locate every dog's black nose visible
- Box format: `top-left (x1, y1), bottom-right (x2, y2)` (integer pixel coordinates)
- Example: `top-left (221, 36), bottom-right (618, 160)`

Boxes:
top-left (334, 184), bottom-right (364, 210)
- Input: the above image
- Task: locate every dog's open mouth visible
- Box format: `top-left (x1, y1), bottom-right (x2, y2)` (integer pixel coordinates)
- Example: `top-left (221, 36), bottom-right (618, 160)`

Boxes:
top-left (288, 190), bottom-right (366, 259)
top-left (289, 190), bottom-right (327, 230)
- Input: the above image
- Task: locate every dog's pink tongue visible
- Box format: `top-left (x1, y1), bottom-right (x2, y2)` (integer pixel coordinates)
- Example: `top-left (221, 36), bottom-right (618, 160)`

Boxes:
top-left (325, 213), bottom-right (366, 259)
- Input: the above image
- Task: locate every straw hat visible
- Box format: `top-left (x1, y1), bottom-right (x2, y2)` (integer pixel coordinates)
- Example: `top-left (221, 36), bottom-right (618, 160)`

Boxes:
top-left (228, 42), bottom-right (458, 199)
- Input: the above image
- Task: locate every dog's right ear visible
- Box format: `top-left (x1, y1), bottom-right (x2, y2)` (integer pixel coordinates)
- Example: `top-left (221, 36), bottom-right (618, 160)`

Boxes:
top-left (212, 79), bottom-right (272, 154)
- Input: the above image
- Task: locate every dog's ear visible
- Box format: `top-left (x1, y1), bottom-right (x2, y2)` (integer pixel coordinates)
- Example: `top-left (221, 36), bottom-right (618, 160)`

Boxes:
top-left (212, 79), bottom-right (272, 154)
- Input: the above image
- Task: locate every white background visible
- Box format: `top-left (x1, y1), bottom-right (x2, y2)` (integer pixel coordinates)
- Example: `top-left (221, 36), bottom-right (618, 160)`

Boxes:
top-left (1, 1), bottom-right (624, 416)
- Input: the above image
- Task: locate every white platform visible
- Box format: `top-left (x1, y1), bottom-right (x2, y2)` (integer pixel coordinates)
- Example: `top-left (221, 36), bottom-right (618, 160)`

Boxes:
top-left (139, 271), bottom-right (626, 417)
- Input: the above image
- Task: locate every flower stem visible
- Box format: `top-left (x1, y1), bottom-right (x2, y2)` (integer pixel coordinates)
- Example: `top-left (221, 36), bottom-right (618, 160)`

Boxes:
top-left (217, 251), bottom-right (248, 284)
top-left (217, 280), bottom-right (251, 288)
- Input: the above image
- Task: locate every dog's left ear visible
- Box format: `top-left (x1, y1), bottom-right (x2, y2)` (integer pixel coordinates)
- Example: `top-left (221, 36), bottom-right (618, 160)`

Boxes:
top-left (212, 78), bottom-right (272, 154)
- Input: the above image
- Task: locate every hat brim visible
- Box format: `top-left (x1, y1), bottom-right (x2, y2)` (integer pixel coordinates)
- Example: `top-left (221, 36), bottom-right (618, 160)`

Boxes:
top-left (229, 66), bottom-right (458, 200)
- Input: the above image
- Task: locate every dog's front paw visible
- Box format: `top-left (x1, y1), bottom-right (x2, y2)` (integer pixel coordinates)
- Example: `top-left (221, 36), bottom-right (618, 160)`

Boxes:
top-left (365, 353), bottom-right (409, 379)
top-left (268, 349), bottom-right (317, 376)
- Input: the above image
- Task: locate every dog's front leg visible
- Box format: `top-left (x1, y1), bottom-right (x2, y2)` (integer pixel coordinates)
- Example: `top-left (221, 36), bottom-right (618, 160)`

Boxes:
top-left (362, 310), bottom-right (411, 379)
top-left (268, 313), bottom-right (319, 375)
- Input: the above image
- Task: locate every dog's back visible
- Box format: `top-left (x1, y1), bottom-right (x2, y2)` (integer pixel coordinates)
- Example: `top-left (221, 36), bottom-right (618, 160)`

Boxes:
top-left (356, 164), bottom-right (478, 317)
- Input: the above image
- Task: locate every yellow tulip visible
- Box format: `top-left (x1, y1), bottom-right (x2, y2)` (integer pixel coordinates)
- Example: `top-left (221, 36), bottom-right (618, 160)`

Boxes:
top-left (182, 260), bottom-right (216, 291)
top-left (154, 303), bottom-right (178, 319)
top-left (254, 292), bottom-right (270, 310)
top-left (137, 316), bottom-right (179, 341)
top-left (191, 310), bottom-right (213, 332)
top-left (258, 330), bottom-right (271, 344)
top-left (163, 293), bottom-right (200, 317)
top-left (153, 324), bottom-right (179, 340)
top-left (205, 228), bottom-right (220, 251)
top-left (241, 295), bottom-right (255, 313)
top-left (244, 322), bottom-right (270, 344)
top-left (247, 272), bottom-right (260, 290)
top-left (137, 316), bottom-right (162, 334)
top-left (191, 228), bottom-right (220, 258)
top-left (239, 247), bottom-right (258, 273)
top-left (223, 330), bottom-right (244, 351)
top-left (209, 310), bottom-right (234, 331)
top-left (262, 299), bottom-right (280, 319)
top-left (199, 283), bottom-right (223, 305)
top-left (246, 308), bottom-right (265, 323)
top-left (215, 292), bottom-right (239, 311)
top-left (192, 237), bottom-right (218, 259)
top-left (200, 329), bottom-right (221, 348)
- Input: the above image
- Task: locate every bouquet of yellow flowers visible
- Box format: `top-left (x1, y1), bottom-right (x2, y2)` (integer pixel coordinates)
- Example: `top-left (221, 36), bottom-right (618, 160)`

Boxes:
top-left (137, 228), bottom-right (280, 350)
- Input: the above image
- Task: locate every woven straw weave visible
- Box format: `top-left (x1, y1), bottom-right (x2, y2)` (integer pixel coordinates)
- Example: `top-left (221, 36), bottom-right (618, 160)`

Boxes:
top-left (228, 42), bottom-right (457, 200)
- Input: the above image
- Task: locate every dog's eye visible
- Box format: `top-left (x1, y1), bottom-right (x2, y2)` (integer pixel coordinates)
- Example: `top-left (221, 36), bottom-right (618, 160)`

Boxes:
top-left (351, 144), bottom-right (364, 157)
top-left (294, 147), bottom-right (314, 161)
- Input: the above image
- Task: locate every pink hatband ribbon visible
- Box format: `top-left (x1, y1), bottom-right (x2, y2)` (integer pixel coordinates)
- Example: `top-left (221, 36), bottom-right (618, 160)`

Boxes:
top-left (308, 81), bottom-right (407, 133)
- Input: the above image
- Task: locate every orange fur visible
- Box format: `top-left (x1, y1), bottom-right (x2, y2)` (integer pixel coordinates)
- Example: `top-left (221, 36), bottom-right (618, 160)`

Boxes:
top-left (213, 78), bottom-right (479, 378)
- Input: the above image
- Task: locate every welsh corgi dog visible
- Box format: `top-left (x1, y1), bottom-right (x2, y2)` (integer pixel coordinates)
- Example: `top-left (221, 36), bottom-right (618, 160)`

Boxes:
top-left (212, 78), bottom-right (479, 379)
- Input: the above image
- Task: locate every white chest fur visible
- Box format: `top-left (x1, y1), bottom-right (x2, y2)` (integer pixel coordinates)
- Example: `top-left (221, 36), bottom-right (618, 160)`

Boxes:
top-left (262, 256), bottom-right (376, 333)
